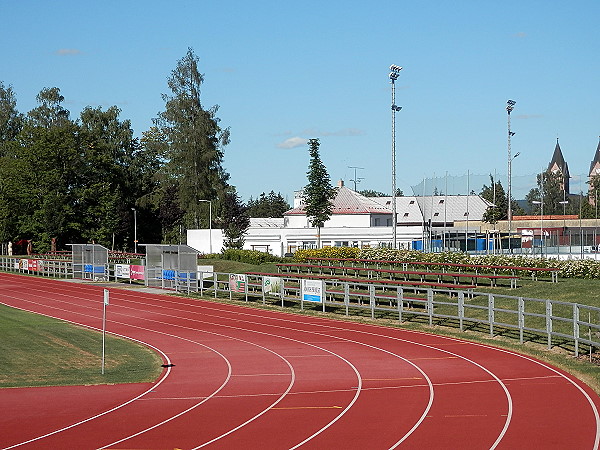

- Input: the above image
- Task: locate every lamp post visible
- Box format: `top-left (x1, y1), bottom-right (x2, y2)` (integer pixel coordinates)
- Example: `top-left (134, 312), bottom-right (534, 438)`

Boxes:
top-left (131, 208), bottom-right (137, 254)
top-left (199, 199), bottom-right (212, 254)
top-left (532, 199), bottom-right (544, 257)
top-left (559, 199), bottom-right (568, 256)
top-left (506, 99), bottom-right (516, 253)
top-left (390, 64), bottom-right (402, 249)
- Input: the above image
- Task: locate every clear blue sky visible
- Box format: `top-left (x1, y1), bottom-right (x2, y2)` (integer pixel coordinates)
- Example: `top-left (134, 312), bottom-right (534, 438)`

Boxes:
top-left (2, 1), bottom-right (599, 202)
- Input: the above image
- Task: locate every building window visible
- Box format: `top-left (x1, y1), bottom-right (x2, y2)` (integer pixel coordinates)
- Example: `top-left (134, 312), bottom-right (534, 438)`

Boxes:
top-left (409, 200), bottom-right (415, 204)
top-left (403, 212), bottom-right (409, 217)
top-left (374, 218), bottom-right (380, 226)
top-left (439, 199), bottom-right (444, 204)
top-left (434, 212), bottom-right (439, 217)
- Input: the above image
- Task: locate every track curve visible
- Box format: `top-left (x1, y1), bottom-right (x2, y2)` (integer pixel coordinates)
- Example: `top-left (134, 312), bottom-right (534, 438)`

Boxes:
top-left (0, 273), bottom-right (598, 449)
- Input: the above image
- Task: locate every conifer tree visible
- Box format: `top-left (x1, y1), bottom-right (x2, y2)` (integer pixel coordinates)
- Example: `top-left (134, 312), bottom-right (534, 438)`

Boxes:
top-left (303, 138), bottom-right (334, 248)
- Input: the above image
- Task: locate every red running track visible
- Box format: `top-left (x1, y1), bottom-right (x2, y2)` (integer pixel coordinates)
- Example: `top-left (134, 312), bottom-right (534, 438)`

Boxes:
top-left (0, 272), bottom-right (599, 449)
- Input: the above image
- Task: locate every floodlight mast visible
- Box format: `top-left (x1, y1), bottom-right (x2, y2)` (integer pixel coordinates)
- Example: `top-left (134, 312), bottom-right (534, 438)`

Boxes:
top-left (390, 64), bottom-right (403, 249)
top-left (506, 99), bottom-right (516, 252)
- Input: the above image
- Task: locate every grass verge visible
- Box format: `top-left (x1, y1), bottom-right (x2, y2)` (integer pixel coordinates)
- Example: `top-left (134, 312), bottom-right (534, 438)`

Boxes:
top-left (0, 304), bottom-right (163, 388)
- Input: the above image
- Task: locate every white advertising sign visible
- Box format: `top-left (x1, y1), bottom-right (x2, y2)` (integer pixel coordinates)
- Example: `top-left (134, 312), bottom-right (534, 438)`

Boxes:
top-left (301, 279), bottom-right (324, 303)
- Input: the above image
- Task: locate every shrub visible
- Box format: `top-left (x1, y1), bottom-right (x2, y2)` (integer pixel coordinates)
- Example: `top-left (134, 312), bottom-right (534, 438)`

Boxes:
top-left (294, 247), bottom-right (361, 262)
top-left (216, 249), bottom-right (285, 265)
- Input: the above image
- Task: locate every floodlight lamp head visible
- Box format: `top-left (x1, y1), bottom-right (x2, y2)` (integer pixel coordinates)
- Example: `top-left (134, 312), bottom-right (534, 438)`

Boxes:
top-left (390, 64), bottom-right (403, 73)
top-left (514, 152), bottom-right (520, 158)
top-left (389, 72), bottom-right (399, 81)
top-left (506, 99), bottom-right (516, 113)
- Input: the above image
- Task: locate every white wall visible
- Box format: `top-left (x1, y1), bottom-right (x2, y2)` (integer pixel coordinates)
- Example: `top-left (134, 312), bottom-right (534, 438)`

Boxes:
top-left (187, 229), bottom-right (224, 254)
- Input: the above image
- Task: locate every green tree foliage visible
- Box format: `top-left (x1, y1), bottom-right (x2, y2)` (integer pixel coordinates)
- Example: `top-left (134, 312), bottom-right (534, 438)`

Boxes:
top-left (358, 188), bottom-right (404, 197)
top-left (0, 82), bottom-right (23, 147)
top-left (0, 84), bottom-right (166, 252)
top-left (219, 189), bottom-right (250, 249)
top-left (247, 191), bottom-right (290, 217)
top-left (480, 175), bottom-right (523, 223)
top-left (303, 139), bottom-right (334, 247)
top-left (525, 171), bottom-right (568, 215)
top-left (156, 48), bottom-right (230, 230)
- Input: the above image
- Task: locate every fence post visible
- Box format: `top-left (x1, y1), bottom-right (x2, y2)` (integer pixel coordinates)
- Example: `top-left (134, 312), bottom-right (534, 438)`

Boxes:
top-left (488, 293), bottom-right (495, 337)
top-left (370, 284), bottom-right (375, 319)
top-left (574, 303), bottom-right (580, 357)
top-left (518, 297), bottom-right (524, 344)
top-left (397, 287), bottom-right (404, 323)
top-left (344, 282), bottom-right (349, 316)
top-left (458, 291), bottom-right (464, 332)
top-left (546, 299), bottom-right (552, 349)
top-left (281, 279), bottom-right (285, 308)
top-left (428, 288), bottom-right (433, 326)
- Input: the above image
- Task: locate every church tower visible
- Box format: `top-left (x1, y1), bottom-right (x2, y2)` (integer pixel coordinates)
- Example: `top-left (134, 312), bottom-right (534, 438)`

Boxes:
top-left (589, 137), bottom-right (600, 179)
top-left (547, 138), bottom-right (570, 194)
top-left (588, 137), bottom-right (600, 205)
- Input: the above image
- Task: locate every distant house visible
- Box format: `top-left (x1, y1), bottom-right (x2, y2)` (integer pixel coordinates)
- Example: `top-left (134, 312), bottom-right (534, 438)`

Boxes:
top-left (187, 180), bottom-right (492, 256)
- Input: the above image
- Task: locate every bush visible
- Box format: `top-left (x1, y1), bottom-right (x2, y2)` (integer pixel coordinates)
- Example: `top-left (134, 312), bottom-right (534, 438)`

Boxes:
top-left (213, 249), bottom-right (285, 265)
top-left (294, 247), bottom-right (361, 262)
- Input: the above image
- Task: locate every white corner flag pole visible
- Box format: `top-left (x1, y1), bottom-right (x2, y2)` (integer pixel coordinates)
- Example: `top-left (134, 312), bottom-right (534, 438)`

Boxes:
top-left (102, 289), bottom-right (109, 375)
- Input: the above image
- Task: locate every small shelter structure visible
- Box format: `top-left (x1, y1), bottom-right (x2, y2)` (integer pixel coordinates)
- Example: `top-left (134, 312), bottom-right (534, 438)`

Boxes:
top-left (141, 244), bottom-right (199, 290)
top-left (69, 244), bottom-right (109, 280)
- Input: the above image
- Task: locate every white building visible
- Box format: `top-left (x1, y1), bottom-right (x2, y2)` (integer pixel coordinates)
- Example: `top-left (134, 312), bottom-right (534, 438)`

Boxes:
top-left (187, 181), bottom-right (492, 256)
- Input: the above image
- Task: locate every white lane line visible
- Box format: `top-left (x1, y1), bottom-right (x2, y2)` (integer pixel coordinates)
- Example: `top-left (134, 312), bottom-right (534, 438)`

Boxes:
top-left (0, 300), bottom-right (172, 450)
top-left (1, 285), bottom-right (360, 450)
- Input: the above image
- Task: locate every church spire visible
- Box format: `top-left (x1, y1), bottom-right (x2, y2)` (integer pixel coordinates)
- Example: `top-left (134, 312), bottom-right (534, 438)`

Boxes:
top-left (589, 136), bottom-right (600, 177)
top-left (548, 138), bottom-right (570, 194)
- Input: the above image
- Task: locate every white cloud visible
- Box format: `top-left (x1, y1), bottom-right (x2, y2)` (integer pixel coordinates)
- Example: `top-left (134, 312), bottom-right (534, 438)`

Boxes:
top-left (513, 32), bottom-right (527, 38)
top-left (55, 48), bottom-right (82, 55)
top-left (277, 136), bottom-right (307, 149)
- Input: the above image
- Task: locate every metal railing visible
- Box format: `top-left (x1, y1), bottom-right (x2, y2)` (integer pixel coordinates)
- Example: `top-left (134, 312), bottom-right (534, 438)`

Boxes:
top-left (1, 258), bottom-right (598, 357)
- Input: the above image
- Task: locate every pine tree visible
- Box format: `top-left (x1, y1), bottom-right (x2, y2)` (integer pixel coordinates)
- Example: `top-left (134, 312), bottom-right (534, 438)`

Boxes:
top-left (303, 139), bottom-right (334, 248)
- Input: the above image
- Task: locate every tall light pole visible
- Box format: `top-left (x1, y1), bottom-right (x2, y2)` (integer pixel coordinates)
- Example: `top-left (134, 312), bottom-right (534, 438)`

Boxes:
top-left (131, 208), bottom-right (137, 254)
top-left (199, 199), bottom-right (212, 254)
top-left (559, 198), bottom-right (568, 256)
top-left (507, 99), bottom-right (516, 253)
top-left (532, 200), bottom-right (543, 257)
top-left (390, 64), bottom-right (402, 249)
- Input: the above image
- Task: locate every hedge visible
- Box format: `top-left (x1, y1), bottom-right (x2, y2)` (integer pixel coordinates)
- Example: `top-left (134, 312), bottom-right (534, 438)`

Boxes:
top-left (293, 247), bottom-right (600, 279)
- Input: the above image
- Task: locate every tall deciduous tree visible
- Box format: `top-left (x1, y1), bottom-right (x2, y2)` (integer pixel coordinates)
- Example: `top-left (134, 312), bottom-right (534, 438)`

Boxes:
top-left (156, 48), bottom-right (230, 231)
top-left (525, 171), bottom-right (566, 215)
top-left (303, 138), bottom-right (334, 248)
top-left (0, 82), bottom-right (23, 147)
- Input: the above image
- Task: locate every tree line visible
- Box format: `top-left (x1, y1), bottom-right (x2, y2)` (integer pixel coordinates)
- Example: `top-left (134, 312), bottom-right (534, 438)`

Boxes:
top-left (0, 48), bottom-right (288, 253)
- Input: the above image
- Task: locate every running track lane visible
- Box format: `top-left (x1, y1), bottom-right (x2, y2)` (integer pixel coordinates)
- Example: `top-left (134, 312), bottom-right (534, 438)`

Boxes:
top-left (0, 273), bottom-right (598, 449)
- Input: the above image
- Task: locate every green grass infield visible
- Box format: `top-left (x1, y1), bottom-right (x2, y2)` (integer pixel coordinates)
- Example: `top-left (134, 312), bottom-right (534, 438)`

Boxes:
top-left (0, 304), bottom-right (163, 388)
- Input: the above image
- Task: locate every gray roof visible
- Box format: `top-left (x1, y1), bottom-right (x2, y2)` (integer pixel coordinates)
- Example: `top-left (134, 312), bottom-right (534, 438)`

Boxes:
top-left (285, 186), bottom-right (392, 216)
top-left (373, 195), bottom-right (492, 224)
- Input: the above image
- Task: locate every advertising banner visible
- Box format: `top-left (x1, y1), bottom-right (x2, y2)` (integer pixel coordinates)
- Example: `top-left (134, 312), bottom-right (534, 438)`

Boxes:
top-left (301, 279), bottom-right (324, 303)
top-left (130, 265), bottom-right (145, 280)
top-left (229, 274), bottom-right (246, 293)
top-left (27, 259), bottom-right (38, 271)
top-left (115, 264), bottom-right (131, 279)
top-left (263, 276), bottom-right (282, 296)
